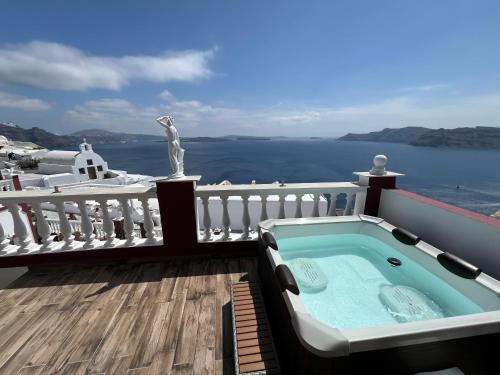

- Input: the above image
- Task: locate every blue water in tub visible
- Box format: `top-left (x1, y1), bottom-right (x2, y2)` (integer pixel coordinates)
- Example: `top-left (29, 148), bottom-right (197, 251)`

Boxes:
top-left (278, 234), bottom-right (484, 329)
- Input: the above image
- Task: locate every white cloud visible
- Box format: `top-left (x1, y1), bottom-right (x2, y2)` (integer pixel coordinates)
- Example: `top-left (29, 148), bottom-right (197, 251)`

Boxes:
top-left (0, 41), bottom-right (215, 91)
top-left (65, 92), bottom-right (500, 136)
top-left (0, 90), bottom-right (51, 110)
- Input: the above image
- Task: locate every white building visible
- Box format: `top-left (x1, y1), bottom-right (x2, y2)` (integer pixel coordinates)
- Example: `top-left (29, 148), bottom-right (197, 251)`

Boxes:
top-left (38, 140), bottom-right (108, 180)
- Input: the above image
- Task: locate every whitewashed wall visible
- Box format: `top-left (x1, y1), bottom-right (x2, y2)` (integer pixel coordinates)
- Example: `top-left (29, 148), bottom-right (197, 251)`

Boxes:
top-left (379, 189), bottom-right (500, 280)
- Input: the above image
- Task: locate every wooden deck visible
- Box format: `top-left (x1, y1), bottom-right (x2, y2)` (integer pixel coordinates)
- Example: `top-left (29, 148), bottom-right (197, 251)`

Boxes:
top-left (0, 257), bottom-right (258, 374)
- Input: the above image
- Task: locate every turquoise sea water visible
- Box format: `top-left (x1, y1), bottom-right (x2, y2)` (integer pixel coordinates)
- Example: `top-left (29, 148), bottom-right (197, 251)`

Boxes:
top-left (278, 234), bottom-right (484, 329)
top-left (76, 139), bottom-right (500, 215)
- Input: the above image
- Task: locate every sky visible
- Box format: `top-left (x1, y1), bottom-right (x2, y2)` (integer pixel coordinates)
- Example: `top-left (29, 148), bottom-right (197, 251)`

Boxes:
top-left (0, 0), bottom-right (499, 137)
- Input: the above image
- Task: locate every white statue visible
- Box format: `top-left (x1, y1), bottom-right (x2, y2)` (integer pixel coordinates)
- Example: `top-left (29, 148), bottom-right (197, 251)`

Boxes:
top-left (156, 115), bottom-right (185, 178)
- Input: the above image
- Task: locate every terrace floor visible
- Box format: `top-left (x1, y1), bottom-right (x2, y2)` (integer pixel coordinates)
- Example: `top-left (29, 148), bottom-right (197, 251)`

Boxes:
top-left (0, 256), bottom-right (258, 375)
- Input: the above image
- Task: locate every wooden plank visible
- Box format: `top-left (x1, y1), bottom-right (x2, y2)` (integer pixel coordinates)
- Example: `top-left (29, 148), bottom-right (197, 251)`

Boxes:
top-left (235, 318), bottom-right (267, 328)
top-left (236, 330), bottom-right (270, 341)
top-left (60, 361), bottom-right (89, 375)
top-left (237, 337), bottom-right (272, 349)
top-left (234, 312), bottom-right (265, 322)
top-left (129, 302), bottom-right (170, 369)
top-left (0, 304), bottom-right (58, 369)
top-left (15, 365), bottom-right (45, 375)
top-left (239, 351), bottom-right (276, 365)
top-left (239, 360), bottom-right (278, 373)
top-left (238, 344), bottom-right (274, 356)
top-left (173, 298), bottom-right (201, 365)
top-left (236, 324), bottom-right (268, 334)
top-left (193, 294), bottom-right (216, 375)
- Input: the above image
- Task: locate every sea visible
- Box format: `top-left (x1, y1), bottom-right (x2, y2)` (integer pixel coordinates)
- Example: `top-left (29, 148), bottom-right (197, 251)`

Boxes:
top-left (82, 139), bottom-right (500, 216)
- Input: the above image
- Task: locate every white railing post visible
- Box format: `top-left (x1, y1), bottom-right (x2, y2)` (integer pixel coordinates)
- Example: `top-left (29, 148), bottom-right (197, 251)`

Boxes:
top-left (260, 194), bottom-right (268, 221)
top-left (98, 199), bottom-right (117, 247)
top-left (32, 202), bottom-right (54, 251)
top-left (278, 194), bottom-right (286, 219)
top-left (0, 221), bottom-right (10, 253)
top-left (327, 193), bottom-right (338, 216)
top-left (120, 198), bottom-right (136, 245)
top-left (76, 199), bottom-right (97, 249)
top-left (241, 195), bottom-right (251, 240)
top-left (201, 196), bottom-right (212, 241)
top-left (140, 197), bottom-right (157, 245)
top-left (312, 193), bottom-right (321, 217)
top-left (295, 194), bottom-right (303, 218)
top-left (221, 195), bottom-right (231, 240)
top-left (6, 203), bottom-right (32, 253)
top-left (343, 193), bottom-right (353, 216)
top-left (54, 200), bottom-right (75, 250)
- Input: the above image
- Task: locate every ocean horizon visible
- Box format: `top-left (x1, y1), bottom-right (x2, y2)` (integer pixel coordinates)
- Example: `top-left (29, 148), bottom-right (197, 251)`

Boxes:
top-left (74, 139), bottom-right (500, 216)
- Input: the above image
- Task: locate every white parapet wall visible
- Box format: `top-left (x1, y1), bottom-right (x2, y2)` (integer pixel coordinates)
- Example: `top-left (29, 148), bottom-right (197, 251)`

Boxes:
top-left (379, 189), bottom-right (500, 280)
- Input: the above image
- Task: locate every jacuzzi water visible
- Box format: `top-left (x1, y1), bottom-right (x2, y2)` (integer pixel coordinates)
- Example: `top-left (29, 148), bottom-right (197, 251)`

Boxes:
top-left (279, 233), bottom-right (484, 330)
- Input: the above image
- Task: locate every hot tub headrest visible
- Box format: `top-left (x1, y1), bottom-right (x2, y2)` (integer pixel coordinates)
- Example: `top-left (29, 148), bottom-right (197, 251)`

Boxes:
top-left (437, 252), bottom-right (481, 279)
top-left (392, 227), bottom-right (420, 245)
top-left (275, 264), bottom-right (300, 295)
top-left (262, 232), bottom-right (278, 251)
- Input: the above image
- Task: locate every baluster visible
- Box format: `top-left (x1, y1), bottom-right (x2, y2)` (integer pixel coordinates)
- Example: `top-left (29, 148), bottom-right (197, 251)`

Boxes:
top-left (241, 195), bottom-right (251, 240)
top-left (32, 202), bottom-right (54, 251)
top-left (98, 199), bottom-right (116, 247)
top-left (119, 198), bottom-right (136, 245)
top-left (6, 203), bottom-right (32, 253)
top-left (201, 196), bottom-right (212, 241)
top-left (0, 221), bottom-right (10, 253)
top-left (221, 195), bottom-right (231, 240)
top-left (343, 193), bottom-right (353, 216)
top-left (260, 195), bottom-right (268, 221)
top-left (140, 197), bottom-right (157, 245)
top-left (76, 199), bottom-right (97, 249)
top-left (312, 193), bottom-right (320, 217)
top-left (54, 200), bottom-right (75, 250)
top-left (278, 195), bottom-right (286, 219)
top-left (295, 194), bottom-right (303, 218)
top-left (327, 193), bottom-right (338, 216)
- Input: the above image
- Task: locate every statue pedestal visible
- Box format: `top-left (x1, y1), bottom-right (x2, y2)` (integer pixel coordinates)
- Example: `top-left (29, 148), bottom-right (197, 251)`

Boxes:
top-left (155, 176), bottom-right (202, 249)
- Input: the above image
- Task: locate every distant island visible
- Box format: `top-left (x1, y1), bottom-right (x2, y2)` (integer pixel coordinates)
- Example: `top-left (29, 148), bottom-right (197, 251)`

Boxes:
top-left (0, 122), bottom-right (284, 149)
top-left (338, 126), bottom-right (500, 149)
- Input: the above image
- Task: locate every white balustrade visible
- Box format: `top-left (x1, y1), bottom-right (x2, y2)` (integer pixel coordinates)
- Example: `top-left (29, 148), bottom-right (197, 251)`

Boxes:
top-left (32, 202), bottom-right (54, 251)
top-left (6, 203), bottom-right (32, 253)
top-left (139, 197), bottom-right (157, 245)
top-left (0, 180), bottom-right (14, 191)
top-left (119, 198), bottom-right (136, 245)
top-left (76, 200), bottom-right (97, 249)
top-left (0, 185), bottom-right (161, 256)
top-left (201, 196), bottom-right (212, 241)
top-left (327, 193), bottom-right (338, 216)
top-left (0, 220), bottom-right (10, 253)
top-left (97, 199), bottom-right (117, 247)
top-left (221, 195), bottom-right (231, 240)
top-left (54, 200), bottom-right (75, 250)
top-left (196, 182), bottom-right (367, 241)
top-left (241, 195), bottom-right (251, 240)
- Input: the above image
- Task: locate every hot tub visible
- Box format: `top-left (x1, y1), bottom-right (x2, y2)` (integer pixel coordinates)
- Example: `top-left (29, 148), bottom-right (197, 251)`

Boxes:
top-left (258, 215), bottom-right (500, 374)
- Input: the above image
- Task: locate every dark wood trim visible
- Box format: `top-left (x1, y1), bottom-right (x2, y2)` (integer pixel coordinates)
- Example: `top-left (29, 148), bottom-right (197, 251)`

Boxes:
top-left (363, 176), bottom-right (397, 216)
top-left (0, 240), bottom-right (258, 268)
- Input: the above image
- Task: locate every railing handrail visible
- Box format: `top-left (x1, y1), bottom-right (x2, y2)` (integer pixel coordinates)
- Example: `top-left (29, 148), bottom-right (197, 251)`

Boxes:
top-left (195, 181), bottom-right (365, 197)
top-left (0, 185), bottom-right (157, 204)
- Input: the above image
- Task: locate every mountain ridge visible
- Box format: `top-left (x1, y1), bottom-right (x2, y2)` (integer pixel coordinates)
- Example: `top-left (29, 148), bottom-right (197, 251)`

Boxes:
top-left (338, 126), bottom-right (500, 149)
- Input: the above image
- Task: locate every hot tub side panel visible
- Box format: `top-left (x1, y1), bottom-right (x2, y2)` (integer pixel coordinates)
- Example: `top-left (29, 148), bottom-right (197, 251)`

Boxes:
top-left (257, 245), bottom-right (336, 374)
top-left (258, 242), bottom-right (500, 375)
